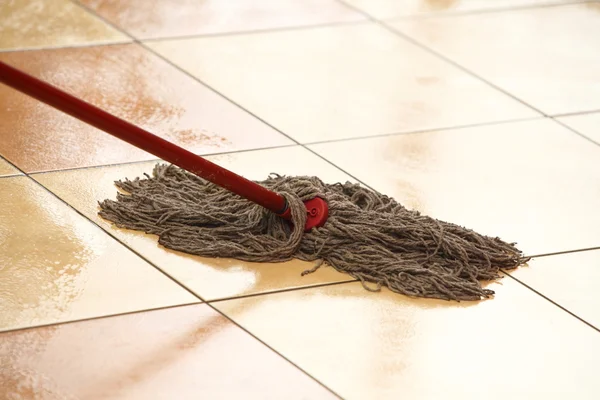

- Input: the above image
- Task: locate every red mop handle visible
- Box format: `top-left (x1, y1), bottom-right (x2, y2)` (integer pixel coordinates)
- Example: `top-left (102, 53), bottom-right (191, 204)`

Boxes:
top-left (0, 60), bottom-right (291, 218)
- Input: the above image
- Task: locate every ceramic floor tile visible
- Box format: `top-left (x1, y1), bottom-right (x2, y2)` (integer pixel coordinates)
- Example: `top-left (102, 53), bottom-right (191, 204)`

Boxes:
top-left (309, 119), bottom-right (600, 256)
top-left (0, 304), bottom-right (336, 400)
top-left (557, 112), bottom-right (600, 145)
top-left (509, 250), bottom-right (600, 328)
top-left (0, 44), bottom-right (291, 173)
top-left (147, 24), bottom-right (537, 143)
top-left (80, 0), bottom-right (365, 40)
top-left (344, 0), bottom-right (576, 19)
top-left (0, 0), bottom-right (128, 51)
top-left (0, 159), bottom-right (19, 177)
top-left (0, 177), bottom-right (197, 332)
top-left (34, 146), bottom-right (356, 301)
top-left (392, 3), bottom-right (600, 115)
top-left (214, 280), bottom-right (600, 400)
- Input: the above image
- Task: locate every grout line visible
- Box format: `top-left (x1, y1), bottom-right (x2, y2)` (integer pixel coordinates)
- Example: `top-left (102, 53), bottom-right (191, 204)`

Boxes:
top-left (501, 245), bottom-right (600, 333)
top-left (303, 116), bottom-right (544, 146)
top-left (0, 154), bottom-right (20, 171)
top-left (0, 154), bottom-right (25, 175)
top-left (501, 272), bottom-right (600, 333)
top-left (525, 246), bottom-right (600, 259)
top-left (0, 154), bottom-right (23, 178)
top-left (0, 153), bottom-right (22, 178)
top-left (0, 301), bottom-right (203, 335)
top-left (27, 142), bottom-right (298, 176)
top-left (0, 21), bottom-right (370, 56)
top-left (0, 39), bottom-right (133, 54)
top-left (303, 146), bottom-right (379, 191)
top-left (551, 108), bottom-right (600, 118)
top-left (140, 19), bottom-right (369, 42)
top-left (208, 279), bottom-right (358, 304)
top-left (549, 117), bottom-right (600, 148)
top-left (383, 0), bottom-right (594, 21)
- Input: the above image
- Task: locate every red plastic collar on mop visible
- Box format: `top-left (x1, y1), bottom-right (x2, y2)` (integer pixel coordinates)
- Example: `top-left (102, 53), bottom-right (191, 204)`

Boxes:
top-left (0, 60), bottom-right (328, 231)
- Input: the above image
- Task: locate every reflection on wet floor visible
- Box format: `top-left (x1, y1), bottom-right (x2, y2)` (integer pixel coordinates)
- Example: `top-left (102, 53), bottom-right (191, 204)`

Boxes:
top-left (0, 177), bottom-right (195, 331)
top-left (0, 44), bottom-right (287, 172)
top-left (0, 304), bottom-right (336, 399)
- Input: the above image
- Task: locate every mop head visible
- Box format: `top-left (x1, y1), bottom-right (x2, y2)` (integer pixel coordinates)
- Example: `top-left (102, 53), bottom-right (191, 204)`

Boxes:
top-left (98, 164), bottom-right (529, 301)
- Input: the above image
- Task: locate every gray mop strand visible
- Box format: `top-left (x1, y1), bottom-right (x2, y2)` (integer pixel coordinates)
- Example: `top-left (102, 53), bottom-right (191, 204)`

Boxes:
top-left (98, 164), bottom-right (529, 301)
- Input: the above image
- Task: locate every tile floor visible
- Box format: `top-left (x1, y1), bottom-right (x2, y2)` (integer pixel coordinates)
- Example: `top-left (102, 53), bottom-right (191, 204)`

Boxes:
top-left (1, 1), bottom-right (599, 399)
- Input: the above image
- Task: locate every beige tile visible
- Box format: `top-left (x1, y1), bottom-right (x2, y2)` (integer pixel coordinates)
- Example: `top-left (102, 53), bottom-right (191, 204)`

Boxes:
top-left (309, 119), bottom-right (600, 256)
top-left (147, 24), bottom-right (537, 143)
top-left (509, 250), bottom-right (600, 328)
top-left (0, 159), bottom-right (18, 177)
top-left (0, 304), bottom-right (335, 399)
top-left (34, 147), bottom-right (356, 301)
top-left (557, 112), bottom-right (600, 144)
top-left (80, 0), bottom-right (364, 39)
top-left (392, 3), bottom-right (600, 115)
top-left (0, 0), bottom-right (128, 51)
top-left (0, 177), bottom-right (197, 332)
top-left (345, 0), bottom-right (575, 19)
top-left (215, 280), bottom-right (600, 400)
top-left (0, 44), bottom-right (291, 173)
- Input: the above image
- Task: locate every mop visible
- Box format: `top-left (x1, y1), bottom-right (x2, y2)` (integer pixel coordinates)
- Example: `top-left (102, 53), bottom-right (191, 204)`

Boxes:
top-left (0, 61), bottom-right (529, 301)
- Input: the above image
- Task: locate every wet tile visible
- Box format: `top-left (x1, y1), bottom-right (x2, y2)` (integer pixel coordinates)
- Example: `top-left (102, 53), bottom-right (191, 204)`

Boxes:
top-left (80, 0), bottom-right (365, 40)
top-left (0, 44), bottom-right (291, 173)
top-left (393, 3), bottom-right (600, 115)
top-left (345, 0), bottom-right (575, 19)
top-left (0, 304), bottom-right (336, 399)
top-left (147, 24), bottom-right (537, 143)
top-left (215, 280), bottom-right (600, 400)
top-left (0, 159), bottom-right (18, 177)
top-left (0, 0), bottom-right (128, 51)
top-left (34, 146), bottom-right (356, 301)
top-left (0, 177), bottom-right (197, 332)
top-left (309, 119), bottom-right (600, 255)
top-left (557, 112), bottom-right (600, 145)
top-left (509, 250), bottom-right (600, 328)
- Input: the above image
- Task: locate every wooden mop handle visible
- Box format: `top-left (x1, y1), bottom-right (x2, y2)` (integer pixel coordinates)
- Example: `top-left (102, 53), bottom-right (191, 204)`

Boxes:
top-left (0, 60), bottom-right (291, 218)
